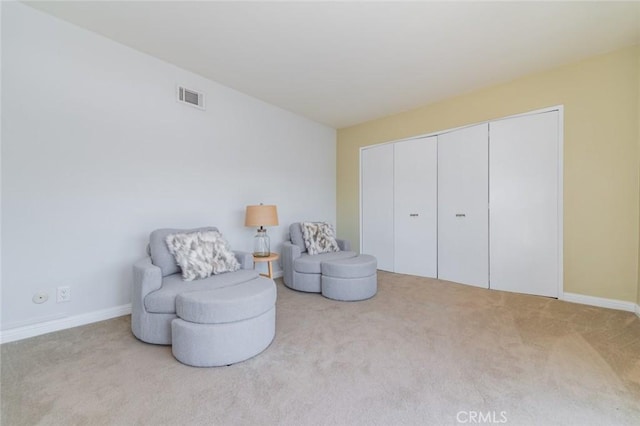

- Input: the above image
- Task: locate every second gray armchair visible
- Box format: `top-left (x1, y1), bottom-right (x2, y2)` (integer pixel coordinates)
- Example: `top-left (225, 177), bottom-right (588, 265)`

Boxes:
top-left (282, 222), bottom-right (357, 292)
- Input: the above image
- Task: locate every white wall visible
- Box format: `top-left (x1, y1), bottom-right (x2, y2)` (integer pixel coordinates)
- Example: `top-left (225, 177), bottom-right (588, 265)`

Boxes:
top-left (1, 2), bottom-right (336, 334)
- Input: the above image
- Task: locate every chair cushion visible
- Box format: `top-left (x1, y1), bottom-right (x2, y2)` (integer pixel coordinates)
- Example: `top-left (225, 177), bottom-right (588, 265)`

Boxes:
top-left (293, 251), bottom-right (357, 274)
top-left (321, 254), bottom-right (378, 278)
top-left (144, 269), bottom-right (260, 314)
top-left (149, 227), bottom-right (218, 277)
top-left (289, 223), bottom-right (306, 253)
top-left (176, 277), bottom-right (276, 324)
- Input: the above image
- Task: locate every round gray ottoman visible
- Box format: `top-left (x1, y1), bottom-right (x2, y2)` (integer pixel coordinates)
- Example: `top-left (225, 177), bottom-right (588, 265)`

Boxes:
top-left (171, 277), bottom-right (276, 367)
top-left (321, 254), bottom-right (377, 301)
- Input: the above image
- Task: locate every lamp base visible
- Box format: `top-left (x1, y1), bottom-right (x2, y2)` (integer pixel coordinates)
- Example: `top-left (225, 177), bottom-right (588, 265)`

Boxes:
top-left (253, 229), bottom-right (270, 258)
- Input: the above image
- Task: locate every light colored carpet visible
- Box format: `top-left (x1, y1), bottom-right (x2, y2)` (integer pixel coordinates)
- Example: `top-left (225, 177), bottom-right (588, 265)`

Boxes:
top-left (2, 272), bottom-right (640, 425)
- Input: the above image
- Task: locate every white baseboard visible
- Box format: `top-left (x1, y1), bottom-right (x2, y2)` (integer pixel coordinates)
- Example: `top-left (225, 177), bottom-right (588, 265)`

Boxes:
top-left (0, 304), bottom-right (131, 344)
top-left (636, 303), bottom-right (640, 319)
top-left (561, 292), bottom-right (637, 313)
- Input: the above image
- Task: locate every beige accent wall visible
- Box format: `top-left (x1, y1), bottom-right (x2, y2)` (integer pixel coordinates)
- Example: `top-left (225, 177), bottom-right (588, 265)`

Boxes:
top-left (638, 48), bottom-right (640, 307)
top-left (337, 45), bottom-right (640, 303)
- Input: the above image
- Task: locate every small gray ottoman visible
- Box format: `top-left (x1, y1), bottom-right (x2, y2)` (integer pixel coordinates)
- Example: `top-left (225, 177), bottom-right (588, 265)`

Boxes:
top-left (321, 254), bottom-right (377, 301)
top-left (171, 277), bottom-right (276, 367)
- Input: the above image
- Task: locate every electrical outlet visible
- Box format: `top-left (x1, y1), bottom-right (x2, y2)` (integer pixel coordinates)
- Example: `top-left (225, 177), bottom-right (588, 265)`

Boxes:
top-left (57, 286), bottom-right (71, 303)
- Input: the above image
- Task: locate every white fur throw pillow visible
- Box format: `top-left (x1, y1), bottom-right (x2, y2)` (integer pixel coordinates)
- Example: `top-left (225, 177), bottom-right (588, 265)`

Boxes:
top-left (165, 231), bottom-right (240, 281)
top-left (301, 222), bottom-right (341, 255)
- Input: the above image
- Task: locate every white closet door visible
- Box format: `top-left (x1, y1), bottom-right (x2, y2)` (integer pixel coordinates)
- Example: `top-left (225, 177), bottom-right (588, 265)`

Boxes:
top-left (361, 144), bottom-right (394, 271)
top-left (438, 124), bottom-right (489, 288)
top-left (394, 136), bottom-right (438, 277)
top-left (490, 111), bottom-right (560, 297)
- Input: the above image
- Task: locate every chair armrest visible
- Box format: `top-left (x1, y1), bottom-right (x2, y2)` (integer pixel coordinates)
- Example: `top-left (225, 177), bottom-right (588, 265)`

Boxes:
top-left (282, 241), bottom-right (302, 260)
top-left (336, 238), bottom-right (351, 251)
top-left (132, 257), bottom-right (162, 301)
top-left (233, 250), bottom-right (254, 270)
top-left (281, 241), bottom-right (301, 286)
top-left (131, 257), bottom-right (163, 342)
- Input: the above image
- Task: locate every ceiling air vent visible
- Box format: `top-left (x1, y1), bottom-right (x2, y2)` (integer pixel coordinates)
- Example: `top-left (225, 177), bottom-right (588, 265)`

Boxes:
top-left (177, 85), bottom-right (205, 110)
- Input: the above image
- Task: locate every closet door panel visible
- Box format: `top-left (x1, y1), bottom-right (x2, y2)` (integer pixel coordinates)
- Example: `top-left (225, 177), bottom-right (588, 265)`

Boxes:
top-left (489, 111), bottom-right (559, 297)
top-left (394, 136), bottom-right (438, 277)
top-left (438, 124), bottom-right (489, 288)
top-left (361, 144), bottom-right (394, 271)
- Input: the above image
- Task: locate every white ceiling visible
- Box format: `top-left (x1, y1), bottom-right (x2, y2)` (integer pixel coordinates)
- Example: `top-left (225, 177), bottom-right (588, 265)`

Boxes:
top-left (24, 1), bottom-right (640, 129)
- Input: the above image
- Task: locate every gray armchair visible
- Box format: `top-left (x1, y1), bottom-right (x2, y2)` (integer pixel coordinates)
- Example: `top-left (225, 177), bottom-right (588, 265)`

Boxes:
top-left (131, 227), bottom-right (256, 345)
top-left (282, 223), bottom-right (357, 293)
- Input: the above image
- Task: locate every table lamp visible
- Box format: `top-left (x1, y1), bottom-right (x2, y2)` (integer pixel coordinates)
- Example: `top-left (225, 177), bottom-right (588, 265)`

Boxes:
top-left (244, 204), bottom-right (279, 257)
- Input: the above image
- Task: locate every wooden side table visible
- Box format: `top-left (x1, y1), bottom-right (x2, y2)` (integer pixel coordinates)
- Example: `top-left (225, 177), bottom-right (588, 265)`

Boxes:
top-left (253, 253), bottom-right (279, 279)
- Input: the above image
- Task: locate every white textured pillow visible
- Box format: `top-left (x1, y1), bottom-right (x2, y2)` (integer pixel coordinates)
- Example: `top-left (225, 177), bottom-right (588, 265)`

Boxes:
top-left (165, 231), bottom-right (240, 281)
top-left (301, 222), bottom-right (341, 255)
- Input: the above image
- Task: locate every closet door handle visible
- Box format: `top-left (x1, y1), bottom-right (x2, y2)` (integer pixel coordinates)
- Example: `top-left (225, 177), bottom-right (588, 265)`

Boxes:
top-left (456, 213), bottom-right (466, 217)
top-left (409, 213), bottom-right (419, 217)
